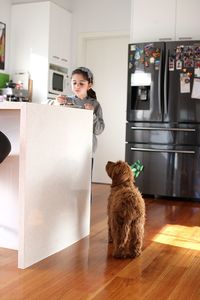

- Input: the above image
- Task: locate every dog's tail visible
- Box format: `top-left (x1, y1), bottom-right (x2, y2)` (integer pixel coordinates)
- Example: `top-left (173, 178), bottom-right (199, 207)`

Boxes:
top-left (116, 193), bottom-right (138, 249)
top-left (119, 222), bottom-right (131, 248)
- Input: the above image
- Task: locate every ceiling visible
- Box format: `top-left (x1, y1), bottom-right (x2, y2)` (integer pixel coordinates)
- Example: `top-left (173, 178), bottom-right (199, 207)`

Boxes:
top-left (10, 0), bottom-right (73, 11)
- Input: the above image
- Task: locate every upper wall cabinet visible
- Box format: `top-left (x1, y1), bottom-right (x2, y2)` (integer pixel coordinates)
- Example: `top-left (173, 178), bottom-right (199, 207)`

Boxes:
top-left (49, 3), bottom-right (71, 67)
top-left (10, 2), bottom-right (72, 103)
top-left (176, 0), bottom-right (200, 41)
top-left (131, 0), bottom-right (200, 43)
top-left (130, 0), bottom-right (176, 43)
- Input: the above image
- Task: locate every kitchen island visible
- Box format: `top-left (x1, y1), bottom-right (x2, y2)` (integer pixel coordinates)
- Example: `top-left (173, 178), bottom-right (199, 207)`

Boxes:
top-left (0, 102), bottom-right (93, 268)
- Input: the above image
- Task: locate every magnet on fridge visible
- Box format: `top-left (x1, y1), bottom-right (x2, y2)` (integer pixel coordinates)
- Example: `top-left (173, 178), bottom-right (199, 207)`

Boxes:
top-left (144, 59), bottom-right (149, 67)
top-left (194, 68), bottom-right (200, 78)
top-left (169, 57), bottom-right (175, 71)
top-left (130, 45), bottom-right (136, 51)
top-left (150, 57), bottom-right (155, 64)
top-left (184, 57), bottom-right (194, 68)
top-left (129, 62), bottom-right (133, 69)
top-left (130, 54), bottom-right (133, 61)
top-left (155, 60), bottom-right (160, 70)
top-left (140, 56), bottom-right (144, 64)
top-left (194, 60), bottom-right (200, 68)
top-left (176, 59), bottom-right (182, 70)
top-left (180, 73), bottom-right (190, 93)
top-left (191, 78), bottom-right (200, 99)
top-left (135, 51), bottom-right (140, 60)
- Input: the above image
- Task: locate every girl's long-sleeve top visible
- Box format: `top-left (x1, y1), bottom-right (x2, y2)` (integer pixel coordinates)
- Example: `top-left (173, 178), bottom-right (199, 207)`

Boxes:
top-left (65, 95), bottom-right (105, 155)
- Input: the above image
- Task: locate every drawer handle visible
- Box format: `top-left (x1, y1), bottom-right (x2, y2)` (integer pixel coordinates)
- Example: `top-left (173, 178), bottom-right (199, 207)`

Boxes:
top-left (130, 147), bottom-right (195, 154)
top-left (130, 127), bottom-right (196, 132)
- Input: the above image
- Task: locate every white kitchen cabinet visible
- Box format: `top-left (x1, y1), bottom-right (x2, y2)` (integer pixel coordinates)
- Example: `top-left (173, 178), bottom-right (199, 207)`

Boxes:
top-left (10, 1), bottom-right (71, 103)
top-left (131, 0), bottom-right (200, 43)
top-left (130, 0), bottom-right (176, 43)
top-left (49, 2), bottom-right (71, 67)
top-left (176, 0), bottom-right (200, 41)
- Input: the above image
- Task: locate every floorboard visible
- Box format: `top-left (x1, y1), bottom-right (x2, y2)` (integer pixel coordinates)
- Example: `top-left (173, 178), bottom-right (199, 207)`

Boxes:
top-left (0, 183), bottom-right (200, 299)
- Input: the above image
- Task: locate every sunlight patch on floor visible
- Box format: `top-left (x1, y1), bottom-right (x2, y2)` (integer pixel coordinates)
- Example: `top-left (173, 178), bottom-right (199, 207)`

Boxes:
top-left (152, 224), bottom-right (200, 251)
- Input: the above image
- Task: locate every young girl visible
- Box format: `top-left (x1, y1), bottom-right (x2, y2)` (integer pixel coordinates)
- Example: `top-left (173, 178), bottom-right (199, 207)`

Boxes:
top-left (55, 67), bottom-right (105, 156)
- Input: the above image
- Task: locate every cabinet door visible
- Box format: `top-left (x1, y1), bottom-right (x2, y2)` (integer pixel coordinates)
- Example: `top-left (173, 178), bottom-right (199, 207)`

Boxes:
top-left (130, 0), bottom-right (176, 42)
top-left (49, 3), bottom-right (71, 66)
top-left (176, 0), bottom-right (200, 40)
top-left (10, 2), bottom-right (50, 103)
top-left (10, 3), bottom-right (49, 72)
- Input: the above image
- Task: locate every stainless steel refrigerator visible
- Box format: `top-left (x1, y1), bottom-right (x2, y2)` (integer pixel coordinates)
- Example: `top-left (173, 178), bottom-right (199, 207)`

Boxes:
top-left (125, 41), bottom-right (200, 200)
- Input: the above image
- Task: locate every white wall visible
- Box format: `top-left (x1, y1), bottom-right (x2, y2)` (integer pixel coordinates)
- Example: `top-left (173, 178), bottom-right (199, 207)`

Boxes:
top-left (70, 0), bottom-right (131, 68)
top-left (84, 36), bottom-right (129, 183)
top-left (69, 0), bottom-right (132, 183)
top-left (0, 0), bottom-right (11, 73)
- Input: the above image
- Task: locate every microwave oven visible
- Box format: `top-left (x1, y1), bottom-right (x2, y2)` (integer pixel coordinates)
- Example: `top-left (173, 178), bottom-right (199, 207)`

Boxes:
top-left (48, 64), bottom-right (69, 97)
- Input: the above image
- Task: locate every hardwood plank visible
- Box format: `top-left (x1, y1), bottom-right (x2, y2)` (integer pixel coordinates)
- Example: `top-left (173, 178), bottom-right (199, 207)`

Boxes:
top-left (0, 183), bottom-right (200, 299)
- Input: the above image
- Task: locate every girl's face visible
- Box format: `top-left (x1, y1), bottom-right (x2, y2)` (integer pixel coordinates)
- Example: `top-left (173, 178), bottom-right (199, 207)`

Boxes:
top-left (71, 73), bottom-right (92, 99)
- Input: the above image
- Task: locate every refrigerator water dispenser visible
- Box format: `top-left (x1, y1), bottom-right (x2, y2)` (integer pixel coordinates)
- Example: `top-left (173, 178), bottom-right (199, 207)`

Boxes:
top-left (130, 72), bottom-right (151, 110)
top-left (131, 85), bottom-right (150, 110)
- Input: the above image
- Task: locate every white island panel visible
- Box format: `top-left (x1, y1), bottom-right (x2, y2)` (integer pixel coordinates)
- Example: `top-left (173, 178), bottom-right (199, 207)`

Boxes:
top-left (0, 109), bottom-right (20, 250)
top-left (0, 102), bottom-right (93, 269)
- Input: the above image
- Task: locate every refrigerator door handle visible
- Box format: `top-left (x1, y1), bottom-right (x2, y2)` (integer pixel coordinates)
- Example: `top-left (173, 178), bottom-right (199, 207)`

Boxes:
top-left (158, 47), bottom-right (163, 116)
top-left (130, 147), bottom-right (195, 154)
top-left (130, 126), bottom-right (196, 132)
top-left (164, 49), bottom-right (169, 117)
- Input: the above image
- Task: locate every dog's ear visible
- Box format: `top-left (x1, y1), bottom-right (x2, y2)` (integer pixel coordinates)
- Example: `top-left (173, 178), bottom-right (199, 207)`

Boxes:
top-left (106, 161), bottom-right (115, 178)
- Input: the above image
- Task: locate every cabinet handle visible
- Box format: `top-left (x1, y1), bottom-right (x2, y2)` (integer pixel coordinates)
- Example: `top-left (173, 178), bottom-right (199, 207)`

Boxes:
top-left (52, 55), bottom-right (60, 59)
top-left (178, 37), bottom-right (193, 40)
top-left (61, 58), bottom-right (68, 62)
top-left (130, 147), bottom-right (195, 154)
top-left (158, 37), bottom-right (172, 41)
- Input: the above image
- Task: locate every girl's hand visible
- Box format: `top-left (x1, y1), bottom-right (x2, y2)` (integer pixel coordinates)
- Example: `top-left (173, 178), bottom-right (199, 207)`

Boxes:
top-left (55, 95), bottom-right (66, 105)
top-left (84, 103), bottom-right (94, 110)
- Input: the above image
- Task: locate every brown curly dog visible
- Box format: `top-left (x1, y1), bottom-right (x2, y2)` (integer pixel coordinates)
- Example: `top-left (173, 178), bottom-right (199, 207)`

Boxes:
top-left (106, 160), bottom-right (145, 259)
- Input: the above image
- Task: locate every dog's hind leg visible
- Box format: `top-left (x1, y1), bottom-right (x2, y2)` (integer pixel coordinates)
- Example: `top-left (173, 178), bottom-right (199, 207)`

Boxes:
top-left (112, 220), bottom-right (131, 258)
top-left (107, 197), bottom-right (113, 243)
top-left (129, 221), bottom-right (144, 257)
top-left (108, 219), bottom-right (113, 243)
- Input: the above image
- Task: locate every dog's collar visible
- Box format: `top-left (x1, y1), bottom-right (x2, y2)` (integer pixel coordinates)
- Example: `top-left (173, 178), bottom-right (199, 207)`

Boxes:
top-left (111, 179), bottom-right (131, 187)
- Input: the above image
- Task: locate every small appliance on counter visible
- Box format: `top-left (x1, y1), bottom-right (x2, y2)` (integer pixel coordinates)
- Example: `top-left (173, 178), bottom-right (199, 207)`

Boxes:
top-left (0, 71), bottom-right (32, 102)
top-left (0, 72), bottom-right (9, 89)
top-left (48, 63), bottom-right (69, 98)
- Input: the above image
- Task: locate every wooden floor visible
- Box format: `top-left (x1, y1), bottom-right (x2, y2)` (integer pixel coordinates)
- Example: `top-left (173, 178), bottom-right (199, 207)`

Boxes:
top-left (0, 183), bottom-right (200, 300)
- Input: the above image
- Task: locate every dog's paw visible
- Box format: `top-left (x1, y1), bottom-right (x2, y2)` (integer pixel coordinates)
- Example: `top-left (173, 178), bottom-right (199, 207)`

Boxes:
top-left (133, 250), bottom-right (142, 257)
top-left (113, 253), bottom-right (132, 259)
top-left (128, 252), bottom-right (140, 259)
top-left (113, 253), bottom-right (124, 259)
top-left (113, 250), bottom-right (141, 259)
top-left (113, 250), bottom-right (127, 259)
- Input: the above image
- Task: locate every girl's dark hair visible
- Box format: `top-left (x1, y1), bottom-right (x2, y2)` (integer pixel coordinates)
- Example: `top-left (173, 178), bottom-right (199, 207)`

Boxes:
top-left (72, 67), bottom-right (97, 99)
top-left (87, 88), bottom-right (96, 99)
